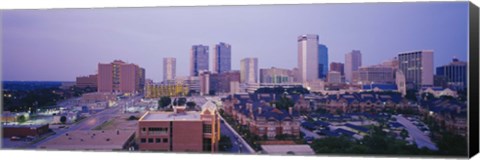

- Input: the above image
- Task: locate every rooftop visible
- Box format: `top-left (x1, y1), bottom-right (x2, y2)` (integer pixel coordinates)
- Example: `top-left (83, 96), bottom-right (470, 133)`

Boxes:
top-left (261, 144), bottom-right (315, 155)
top-left (38, 130), bottom-right (135, 150)
top-left (140, 111), bottom-right (202, 121)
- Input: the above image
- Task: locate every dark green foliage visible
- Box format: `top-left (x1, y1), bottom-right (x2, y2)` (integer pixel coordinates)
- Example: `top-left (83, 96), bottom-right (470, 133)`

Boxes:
top-left (128, 115), bottom-right (139, 120)
top-left (17, 115), bottom-right (26, 123)
top-left (158, 96), bottom-right (172, 109)
top-left (219, 135), bottom-right (233, 152)
top-left (273, 94), bottom-right (294, 110)
top-left (60, 116), bottom-right (67, 124)
top-left (435, 132), bottom-right (468, 156)
top-left (186, 101), bottom-right (196, 109)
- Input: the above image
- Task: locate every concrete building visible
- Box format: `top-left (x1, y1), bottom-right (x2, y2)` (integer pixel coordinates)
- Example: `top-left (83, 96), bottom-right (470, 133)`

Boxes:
top-left (327, 71), bottom-right (342, 84)
top-left (240, 57), bottom-right (258, 83)
top-left (259, 67), bottom-right (296, 84)
top-left (345, 50), bottom-right (362, 83)
top-left (38, 130), bottom-right (135, 151)
top-left (217, 71), bottom-right (241, 93)
top-left (436, 58), bottom-right (467, 90)
top-left (163, 57), bottom-right (176, 82)
top-left (173, 76), bottom-right (200, 94)
top-left (145, 84), bottom-right (189, 98)
top-left (318, 44), bottom-right (329, 79)
top-left (3, 124), bottom-right (50, 138)
top-left (190, 45), bottom-right (209, 76)
top-left (330, 62), bottom-right (345, 76)
top-left (213, 42), bottom-right (232, 74)
top-left (137, 100), bottom-right (220, 152)
top-left (298, 34), bottom-right (319, 82)
top-left (97, 60), bottom-right (143, 94)
top-left (398, 50), bottom-right (434, 89)
top-left (76, 74), bottom-right (97, 89)
top-left (199, 71), bottom-right (213, 96)
top-left (352, 65), bottom-right (396, 85)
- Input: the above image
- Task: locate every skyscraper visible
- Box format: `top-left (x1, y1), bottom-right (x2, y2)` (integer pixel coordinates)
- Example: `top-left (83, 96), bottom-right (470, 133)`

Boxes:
top-left (436, 58), bottom-right (467, 90)
top-left (163, 57), bottom-right (176, 82)
top-left (345, 50), bottom-right (362, 83)
top-left (298, 34), bottom-right (319, 82)
top-left (240, 58), bottom-right (258, 83)
top-left (97, 60), bottom-right (143, 94)
top-left (398, 50), bottom-right (434, 89)
top-left (330, 62), bottom-right (345, 76)
top-left (213, 42), bottom-right (232, 74)
top-left (259, 67), bottom-right (296, 84)
top-left (190, 45), bottom-right (209, 76)
top-left (318, 44), bottom-right (328, 79)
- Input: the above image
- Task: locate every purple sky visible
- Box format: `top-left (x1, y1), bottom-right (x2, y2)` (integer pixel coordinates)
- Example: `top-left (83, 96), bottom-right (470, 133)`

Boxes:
top-left (2, 2), bottom-right (469, 82)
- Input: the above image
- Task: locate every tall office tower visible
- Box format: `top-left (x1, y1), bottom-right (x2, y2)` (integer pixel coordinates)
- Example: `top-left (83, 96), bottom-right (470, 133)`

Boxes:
top-left (352, 65), bottom-right (396, 85)
top-left (213, 42), bottom-right (232, 74)
top-left (298, 34), bottom-right (319, 82)
top-left (139, 67), bottom-right (146, 93)
top-left (259, 67), bottom-right (296, 83)
top-left (345, 50), bottom-right (362, 83)
top-left (240, 58), bottom-right (258, 83)
top-left (398, 50), bottom-right (434, 89)
top-left (190, 45), bottom-right (209, 76)
top-left (330, 62), bottom-right (345, 76)
top-left (163, 57), bottom-right (176, 82)
top-left (436, 58), bottom-right (467, 90)
top-left (318, 44), bottom-right (329, 79)
top-left (98, 60), bottom-right (142, 94)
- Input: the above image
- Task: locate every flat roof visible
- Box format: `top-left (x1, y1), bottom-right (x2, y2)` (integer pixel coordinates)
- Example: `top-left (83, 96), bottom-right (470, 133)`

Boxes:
top-left (261, 144), bottom-right (315, 155)
top-left (140, 111), bottom-right (201, 121)
top-left (38, 130), bottom-right (135, 150)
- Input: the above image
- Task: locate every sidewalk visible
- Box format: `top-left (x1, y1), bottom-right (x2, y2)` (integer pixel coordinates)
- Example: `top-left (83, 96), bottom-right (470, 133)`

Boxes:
top-left (218, 114), bottom-right (256, 153)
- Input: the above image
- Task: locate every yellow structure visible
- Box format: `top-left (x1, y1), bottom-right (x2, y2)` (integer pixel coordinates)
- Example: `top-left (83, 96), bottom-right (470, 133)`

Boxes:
top-left (145, 84), bottom-right (189, 98)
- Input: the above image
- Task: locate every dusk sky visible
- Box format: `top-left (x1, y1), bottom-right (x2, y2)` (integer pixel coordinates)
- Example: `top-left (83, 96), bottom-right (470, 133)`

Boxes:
top-left (2, 2), bottom-right (469, 82)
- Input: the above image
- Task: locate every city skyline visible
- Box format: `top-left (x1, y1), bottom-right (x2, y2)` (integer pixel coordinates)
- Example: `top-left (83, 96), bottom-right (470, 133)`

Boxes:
top-left (2, 2), bottom-right (469, 82)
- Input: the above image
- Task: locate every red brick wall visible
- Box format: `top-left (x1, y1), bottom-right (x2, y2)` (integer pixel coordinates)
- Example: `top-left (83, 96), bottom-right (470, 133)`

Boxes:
top-left (172, 121), bottom-right (203, 152)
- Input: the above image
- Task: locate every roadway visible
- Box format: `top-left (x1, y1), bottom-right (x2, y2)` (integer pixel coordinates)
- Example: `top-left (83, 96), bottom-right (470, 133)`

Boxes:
top-left (393, 115), bottom-right (438, 151)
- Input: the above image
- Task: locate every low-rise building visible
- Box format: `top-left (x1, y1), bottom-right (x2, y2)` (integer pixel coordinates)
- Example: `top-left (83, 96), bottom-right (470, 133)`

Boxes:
top-left (2, 124), bottom-right (50, 138)
top-left (144, 84), bottom-right (189, 98)
top-left (137, 99), bottom-right (220, 152)
top-left (38, 130), bottom-right (135, 151)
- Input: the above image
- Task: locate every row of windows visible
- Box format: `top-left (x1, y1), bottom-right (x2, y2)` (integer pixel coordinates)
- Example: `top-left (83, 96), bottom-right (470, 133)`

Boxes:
top-left (140, 138), bottom-right (169, 144)
top-left (141, 127), bottom-right (169, 135)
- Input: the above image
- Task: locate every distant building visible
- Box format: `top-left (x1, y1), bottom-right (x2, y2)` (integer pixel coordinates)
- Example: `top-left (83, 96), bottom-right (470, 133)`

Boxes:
top-left (436, 58), bottom-right (467, 90)
top-left (80, 92), bottom-right (116, 104)
top-left (213, 42), bottom-right (232, 74)
top-left (137, 100), bottom-right (220, 152)
top-left (396, 70), bottom-right (407, 97)
top-left (420, 87), bottom-right (458, 98)
top-left (298, 34), bottom-right (319, 82)
top-left (163, 57), bottom-right (176, 82)
top-left (345, 50), bottom-right (362, 83)
top-left (318, 44), bottom-right (329, 79)
top-left (240, 57), bottom-right (258, 83)
top-left (352, 65), bottom-right (395, 85)
top-left (76, 74), bottom-right (97, 89)
top-left (259, 67), bottom-right (296, 84)
top-left (97, 60), bottom-right (144, 94)
top-left (216, 71), bottom-right (241, 93)
top-left (145, 84), bottom-right (188, 98)
top-left (190, 45), bottom-right (209, 76)
top-left (330, 62), bottom-right (344, 76)
top-left (173, 76), bottom-right (200, 94)
top-left (327, 71), bottom-right (342, 84)
top-left (398, 50), bottom-right (434, 89)
top-left (199, 71), bottom-right (213, 96)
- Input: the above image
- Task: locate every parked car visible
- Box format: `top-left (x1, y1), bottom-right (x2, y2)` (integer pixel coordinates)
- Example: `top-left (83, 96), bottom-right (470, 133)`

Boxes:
top-left (10, 136), bottom-right (21, 141)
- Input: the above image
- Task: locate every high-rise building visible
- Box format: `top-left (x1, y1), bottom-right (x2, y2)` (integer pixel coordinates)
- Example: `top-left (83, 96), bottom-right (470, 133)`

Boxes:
top-left (190, 45), bottom-right (209, 76)
top-left (318, 44), bottom-right (328, 79)
top-left (139, 68), bottom-right (146, 93)
top-left (398, 50), bottom-right (434, 89)
top-left (298, 34), bottom-right (319, 82)
top-left (163, 57), bottom-right (176, 82)
top-left (217, 71), bottom-right (241, 93)
top-left (97, 60), bottom-right (144, 94)
top-left (259, 67), bottom-right (296, 84)
top-left (137, 100), bottom-right (220, 152)
top-left (327, 71), bottom-right (342, 84)
top-left (330, 62), bottom-right (344, 76)
top-left (345, 50), bottom-right (362, 83)
top-left (436, 58), bottom-right (467, 90)
top-left (213, 42), bottom-right (232, 74)
top-left (240, 58), bottom-right (258, 83)
top-left (199, 71), bottom-right (213, 96)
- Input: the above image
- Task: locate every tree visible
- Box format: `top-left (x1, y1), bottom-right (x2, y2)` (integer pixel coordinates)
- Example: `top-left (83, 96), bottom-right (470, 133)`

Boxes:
top-left (60, 116), bottom-right (67, 124)
top-left (128, 115), bottom-right (139, 120)
top-left (400, 129), bottom-right (409, 140)
top-left (274, 94), bottom-right (294, 110)
top-left (158, 96), bottom-right (172, 109)
top-left (186, 101), bottom-right (196, 109)
top-left (17, 115), bottom-right (26, 123)
top-left (219, 135), bottom-right (233, 152)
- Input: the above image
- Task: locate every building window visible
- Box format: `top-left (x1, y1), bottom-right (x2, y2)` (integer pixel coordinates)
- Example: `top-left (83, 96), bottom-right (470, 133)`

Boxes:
top-left (163, 138), bottom-right (168, 143)
top-left (203, 124), bottom-right (212, 133)
top-left (148, 138), bottom-right (154, 143)
top-left (148, 127), bottom-right (168, 135)
top-left (140, 138), bottom-right (146, 143)
top-left (203, 138), bottom-right (212, 151)
top-left (156, 138), bottom-right (161, 143)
